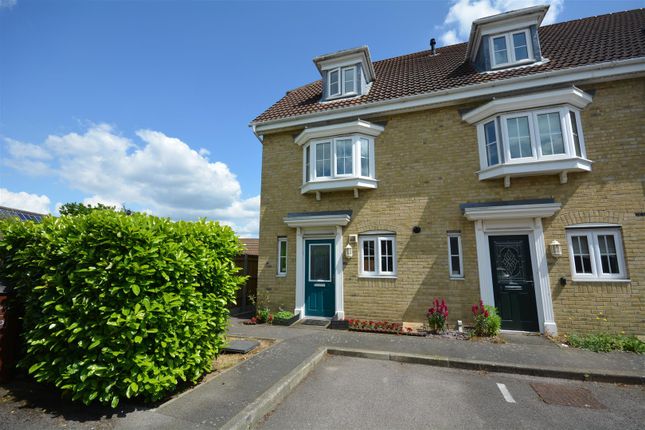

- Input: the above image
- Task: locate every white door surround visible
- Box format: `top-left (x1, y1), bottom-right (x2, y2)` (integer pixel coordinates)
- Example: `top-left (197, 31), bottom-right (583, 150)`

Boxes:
top-left (464, 201), bottom-right (561, 335)
top-left (283, 211), bottom-right (351, 320)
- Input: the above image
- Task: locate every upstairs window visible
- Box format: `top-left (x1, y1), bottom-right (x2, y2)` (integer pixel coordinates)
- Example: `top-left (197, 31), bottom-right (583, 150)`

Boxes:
top-left (490, 29), bottom-right (533, 68)
top-left (303, 135), bottom-right (375, 183)
top-left (478, 106), bottom-right (586, 168)
top-left (328, 66), bottom-right (357, 98)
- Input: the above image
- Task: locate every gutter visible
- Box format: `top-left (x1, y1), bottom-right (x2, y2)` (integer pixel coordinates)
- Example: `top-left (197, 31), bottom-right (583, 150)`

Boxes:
top-left (249, 56), bottom-right (645, 135)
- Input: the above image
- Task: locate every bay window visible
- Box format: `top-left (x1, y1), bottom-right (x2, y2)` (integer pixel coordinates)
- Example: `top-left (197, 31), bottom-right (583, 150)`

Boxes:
top-left (359, 234), bottom-right (396, 277)
top-left (303, 135), bottom-right (376, 186)
top-left (566, 227), bottom-right (627, 281)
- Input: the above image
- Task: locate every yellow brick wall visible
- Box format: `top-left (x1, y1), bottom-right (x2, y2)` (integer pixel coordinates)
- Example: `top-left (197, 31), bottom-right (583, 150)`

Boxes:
top-left (257, 77), bottom-right (645, 335)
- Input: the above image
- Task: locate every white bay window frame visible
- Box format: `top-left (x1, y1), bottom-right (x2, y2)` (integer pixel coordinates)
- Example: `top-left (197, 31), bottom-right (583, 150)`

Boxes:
top-left (302, 135), bottom-right (376, 183)
top-left (565, 227), bottom-right (627, 282)
top-left (489, 28), bottom-right (534, 69)
top-left (359, 234), bottom-right (397, 278)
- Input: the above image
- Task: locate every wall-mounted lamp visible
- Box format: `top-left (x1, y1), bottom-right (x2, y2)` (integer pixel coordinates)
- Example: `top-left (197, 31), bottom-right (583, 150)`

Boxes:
top-left (550, 240), bottom-right (562, 257)
top-left (345, 243), bottom-right (353, 258)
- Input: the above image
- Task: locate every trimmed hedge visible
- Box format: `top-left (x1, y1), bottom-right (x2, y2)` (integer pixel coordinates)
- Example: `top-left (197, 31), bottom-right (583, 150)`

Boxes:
top-left (0, 211), bottom-right (245, 407)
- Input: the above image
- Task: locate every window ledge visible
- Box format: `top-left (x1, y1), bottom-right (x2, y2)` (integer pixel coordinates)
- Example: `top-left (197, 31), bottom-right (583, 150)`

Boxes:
top-left (571, 278), bottom-right (631, 283)
top-left (478, 157), bottom-right (592, 181)
top-left (358, 274), bottom-right (397, 279)
top-left (302, 177), bottom-right (378, 194)
top-left (449, 277), bottom-right (465, 281)
top-left (276, 274), bottom-right (287, 278)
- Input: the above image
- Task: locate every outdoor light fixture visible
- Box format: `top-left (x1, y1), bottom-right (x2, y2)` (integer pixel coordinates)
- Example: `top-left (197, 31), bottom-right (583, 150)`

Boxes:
top-left (550, 240), bottom-right (562, 257)
top-left (345, 243), bottom-right (353, 258)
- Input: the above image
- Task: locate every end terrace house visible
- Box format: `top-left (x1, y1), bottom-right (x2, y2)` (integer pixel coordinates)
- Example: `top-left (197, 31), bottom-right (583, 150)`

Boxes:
top-left (250, 6), bottom-right (645, 336)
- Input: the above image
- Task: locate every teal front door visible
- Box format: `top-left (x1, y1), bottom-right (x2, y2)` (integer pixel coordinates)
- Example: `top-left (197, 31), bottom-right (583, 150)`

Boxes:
top-left (304, 239), bottom-right (335, 317)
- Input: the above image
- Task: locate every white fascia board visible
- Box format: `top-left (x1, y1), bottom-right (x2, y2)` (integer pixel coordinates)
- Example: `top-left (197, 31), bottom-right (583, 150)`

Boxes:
top-left (464, 203), bottom-right (561, 221)
top-left (251, 57), bottom-right (645, 134)
top-left (284, 214), bottom-right (351, 228)
top-left (294, 119), bottom-right (384, 146)
top-left (462, 86), bottom-right (593, 124)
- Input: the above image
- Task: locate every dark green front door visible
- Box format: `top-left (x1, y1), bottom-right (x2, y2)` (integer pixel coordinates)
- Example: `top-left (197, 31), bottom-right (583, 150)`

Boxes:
top-left (304, 239), bottom-right (335, 317)
top-left (489, 235), bottom-right (539, 332)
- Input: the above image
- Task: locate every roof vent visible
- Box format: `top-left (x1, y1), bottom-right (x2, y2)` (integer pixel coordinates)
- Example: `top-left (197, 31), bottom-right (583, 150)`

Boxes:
top-left (430, 38), bottom-right (437, 55)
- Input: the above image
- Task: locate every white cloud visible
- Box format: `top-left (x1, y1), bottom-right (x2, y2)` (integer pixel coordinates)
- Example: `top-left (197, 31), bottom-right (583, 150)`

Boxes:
top-left (3, 124), bottom-right (259, 236)
top-left (439, 0), bottom-right (564, 45)
top-left (0, 188), bottom-right (51, 214)
top-left (0, 0), bottom-right (17, 10)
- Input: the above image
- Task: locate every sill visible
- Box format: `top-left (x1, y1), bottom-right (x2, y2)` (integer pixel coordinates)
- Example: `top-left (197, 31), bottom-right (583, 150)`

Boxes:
top-left (490, 58), bottom-right (536, 70)
top-left (358, 274), bottom-right (397, 279)
top-left (276, 274), bottom-right (287, 278)
top-left (302, 177), bottom-right (378, 194)
top-left (478, 157), bottom-right (592, 181)
top-left (324, 92), bottom-right (359, 102)
top-left (572, 278), bottom-right (631, 283)
top-left (449, 277), bottom-right (465, 281)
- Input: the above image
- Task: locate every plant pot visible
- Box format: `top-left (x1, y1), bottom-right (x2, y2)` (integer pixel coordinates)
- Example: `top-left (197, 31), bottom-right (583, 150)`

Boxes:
top-left (272, 313), bottom-right (300, 326)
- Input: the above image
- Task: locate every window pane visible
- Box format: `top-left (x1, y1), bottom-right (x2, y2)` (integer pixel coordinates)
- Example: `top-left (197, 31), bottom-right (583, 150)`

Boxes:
top-left (571, 235), bottom-right (593, 274)
top-left (449, 237), bottom-right (459, 255)
top-left (360, 139), bottom-right (370, 177)
top-left (598, 235), bottom-right (620, 274)
top-left (512, 32), bottom-right (529, 60)
top-left (484, 121), bottom-right (499, 166)
top-left (305, 146), bottom-right (310, 182)
top-left (335, 139), bottom-right (353, 175)
top-left (507, 116), bottom-right (532, 158)
top-left (538, 112), bottom-right (565, 155)
top-left (380, 239), bottom-right (394, 273)
top-left (570, 111), bottom-right (582, 157)
top-left (363, 240), bottom-right (375, 272)
top-left (278, 240), bottom-right (287, 274)
top-left (309, 244), bottom-right (331, 281)
top-left (329, 70), bottom-right (339, 95)
top-left (493, 36), bottom-right (508, 65)
top-left (315, 142), bottom-right (331, 177)
top-left (451, 256), bottom-right (461, 275)
top-left (343, 67), bottom-right (355, 94)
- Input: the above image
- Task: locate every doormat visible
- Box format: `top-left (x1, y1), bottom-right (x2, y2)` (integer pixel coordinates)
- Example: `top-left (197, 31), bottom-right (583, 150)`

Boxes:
top-left (301, 319), bottom-right (330, 327)
top-left (530, 383), bottom-right (606, 409)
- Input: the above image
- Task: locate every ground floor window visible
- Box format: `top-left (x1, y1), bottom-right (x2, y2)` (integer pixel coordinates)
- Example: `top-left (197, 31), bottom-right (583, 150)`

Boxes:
top-left (447, 233), bottom-right (463, 278)
top-left (359, 234), bottom-right (396, 277)
top-left (277, 237), bottom-right (287, 276)
top-left (565, 227), bottom-right (626, 281)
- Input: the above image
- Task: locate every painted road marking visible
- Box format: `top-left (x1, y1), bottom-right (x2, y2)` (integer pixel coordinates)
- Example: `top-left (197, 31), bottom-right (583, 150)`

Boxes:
top-left (497, 383), bottom-right (516, 403)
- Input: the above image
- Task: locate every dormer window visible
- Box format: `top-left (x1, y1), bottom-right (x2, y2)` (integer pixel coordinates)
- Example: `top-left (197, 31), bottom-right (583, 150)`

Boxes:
top-left (328, 66), bottom-right (357, 98)
top-left (490, 29), bottom-right (533, 68)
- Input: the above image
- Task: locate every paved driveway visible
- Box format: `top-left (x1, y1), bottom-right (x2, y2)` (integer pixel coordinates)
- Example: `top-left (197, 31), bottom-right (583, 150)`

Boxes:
top-left (257, 355), bottom-right (645, 430)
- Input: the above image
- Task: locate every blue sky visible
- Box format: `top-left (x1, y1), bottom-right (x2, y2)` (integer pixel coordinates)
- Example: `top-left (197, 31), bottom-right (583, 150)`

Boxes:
top-left (0, 0), bottom-right (641, 235)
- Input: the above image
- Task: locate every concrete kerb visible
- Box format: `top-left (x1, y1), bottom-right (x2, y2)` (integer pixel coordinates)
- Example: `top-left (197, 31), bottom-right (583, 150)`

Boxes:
top-left (220, 347), bottom-right (327, 430)
top-left (326, 347), bottom-right (645, 385)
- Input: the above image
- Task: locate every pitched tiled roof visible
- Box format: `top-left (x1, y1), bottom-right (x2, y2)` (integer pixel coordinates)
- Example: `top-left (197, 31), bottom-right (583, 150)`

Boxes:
top-left (253, 9), bottom-right (645, 124)
top-left (0, 206), bottom-right (46, 222)
top-left (240, 238), bottom-right (259, 256)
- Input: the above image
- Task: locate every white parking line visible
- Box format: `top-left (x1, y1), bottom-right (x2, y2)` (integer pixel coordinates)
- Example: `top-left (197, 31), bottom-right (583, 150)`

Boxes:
top-left (497, 383), bottom-right (516, 403)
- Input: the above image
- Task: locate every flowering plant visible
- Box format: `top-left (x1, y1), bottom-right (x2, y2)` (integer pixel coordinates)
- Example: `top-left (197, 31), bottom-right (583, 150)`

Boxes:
top-left (427, 298), bottom-right (449, 333)
top-left (471, 300), bottom-right (501, 337)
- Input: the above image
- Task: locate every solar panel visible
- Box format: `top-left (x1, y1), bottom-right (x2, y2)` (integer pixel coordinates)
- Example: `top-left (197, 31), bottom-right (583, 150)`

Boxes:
top-left (0, 206), bottom-right (45, 222)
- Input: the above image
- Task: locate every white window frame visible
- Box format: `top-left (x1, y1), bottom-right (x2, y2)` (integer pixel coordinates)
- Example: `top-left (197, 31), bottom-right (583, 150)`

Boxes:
top-left (277, 237), bottom-right (288, 276)
top-left (447, 233), bottom-right (464, 279)
top-left (565, 228), bottom-right (627, 281)
top-left (489, 28), bottom-right (534, 69)
top-left (303, 135), bottom-right (376, 184)
top-left (307, 242), bottom-right (332, 282)
top-left (477, 105), bottom-right (587, 170)
top-left (359, 234), bottom-right (397, 278)
top-left (327, 66), bottom-right (358, 99)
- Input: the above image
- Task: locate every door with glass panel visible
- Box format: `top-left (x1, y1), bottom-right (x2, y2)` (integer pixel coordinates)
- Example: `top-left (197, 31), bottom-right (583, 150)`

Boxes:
top-left (304, 239), bottom-right (335, 317)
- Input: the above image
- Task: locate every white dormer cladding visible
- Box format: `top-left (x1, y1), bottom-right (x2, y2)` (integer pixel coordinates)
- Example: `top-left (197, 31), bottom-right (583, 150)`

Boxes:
top-left (314, 46), bottom-right (376, 101)
top-left (466, 5), bottom-right (549, 72)
top-left (462, 86), bottom-right (593, 187)
top-left (294, 119), bottom-right (384, 199)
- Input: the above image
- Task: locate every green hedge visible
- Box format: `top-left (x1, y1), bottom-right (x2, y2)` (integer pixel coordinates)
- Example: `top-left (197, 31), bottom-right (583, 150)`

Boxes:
top-left (0, 211), bottom-right (245, 407)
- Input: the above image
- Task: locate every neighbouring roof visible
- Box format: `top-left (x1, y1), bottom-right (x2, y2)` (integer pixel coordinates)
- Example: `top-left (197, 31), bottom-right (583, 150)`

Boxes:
top-left (0, 206), bottom-right (47, 222)
top-left (240, 238), bottom-right (259, 256)
top-left (252, 9), bottom-right (645, 125)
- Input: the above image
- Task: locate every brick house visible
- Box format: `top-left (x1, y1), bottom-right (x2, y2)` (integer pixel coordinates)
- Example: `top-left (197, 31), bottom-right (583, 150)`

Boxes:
top-left (250, 6), bottom-right (645, 335)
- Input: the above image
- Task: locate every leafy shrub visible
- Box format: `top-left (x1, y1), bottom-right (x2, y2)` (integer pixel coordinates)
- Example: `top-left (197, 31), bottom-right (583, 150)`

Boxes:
top-left (567, 333), bottom-right (645, 353)
top-left (0, 210), bottom-right (245, 407)
top-left (471, 300), bottom-right (501, 337)
top-left (274, 310), bottom-right (294, 321)
top-left (256, 308), bottom-right (271, 324)
top-left (426, 298), bottom-right (449, 333)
